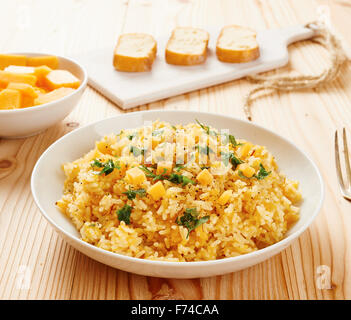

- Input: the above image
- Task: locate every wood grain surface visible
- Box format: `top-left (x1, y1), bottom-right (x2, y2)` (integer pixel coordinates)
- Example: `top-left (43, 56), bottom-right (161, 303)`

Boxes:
top-left (0, 0), bottom-right (350, 300)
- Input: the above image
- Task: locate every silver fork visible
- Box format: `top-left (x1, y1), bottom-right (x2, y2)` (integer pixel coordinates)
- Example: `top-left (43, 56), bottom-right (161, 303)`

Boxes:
top-left (335, 128), bottom-right (351, 201)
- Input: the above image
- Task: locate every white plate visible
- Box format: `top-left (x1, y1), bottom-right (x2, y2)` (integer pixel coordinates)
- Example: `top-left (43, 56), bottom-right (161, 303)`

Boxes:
top-left (31, 110), bottom-right (324, 278)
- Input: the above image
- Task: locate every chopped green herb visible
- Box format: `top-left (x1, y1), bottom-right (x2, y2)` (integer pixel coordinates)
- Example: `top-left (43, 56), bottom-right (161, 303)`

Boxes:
top-left (139, 165), bottom-right (156, 178)
top-left (195, 145), bottom-right (214, 156)
top-left (91, 159), bottom-right (103, 168)
top-left (153, 168), bottom-right (169, 181)
top-left (255, 163), bottom-right (271, 180)
top-left (130, 146), bottom-right (146, 157)
top-left (195, 119), bottom-right (218, 136)
top-left (238, 164), bottom-right (271, 180)
top-left (139, 165), bottom-right (168, 181)
top-left (123, 188), bottom-right (146, 200)
top-left (117, 205), bottom-right (132, 225)
top-left (175, 164), bottom-right (185, 172)
top-left (229, 134), bottom-right (240, 147)
top-left (221, 133), bottom-right (242, 147)
top-left (168, 173), bottom-right (195, 186)
top-left (91, 159), bottom-right (120, 176)
top-left (116, 130), bottom-right (124, 136)
top-left (127, 132), bottom-right (137, 140)
top-left (152, 129), bottom-right (164, 137)
top-left (171, 125), bottom-right (177, 130)
top-left (176, 208), bottom-right (210, 238)
top-left (220, 152), bottom-right (243, 168)
top-left (140, 165), bottom-right (195, 186)
top-left (200, 166), bottom-right (210, 170)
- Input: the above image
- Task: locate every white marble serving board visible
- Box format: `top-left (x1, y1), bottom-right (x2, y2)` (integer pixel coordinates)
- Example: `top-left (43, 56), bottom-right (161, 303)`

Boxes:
top-left (71, 25), bottom-right (315, 109)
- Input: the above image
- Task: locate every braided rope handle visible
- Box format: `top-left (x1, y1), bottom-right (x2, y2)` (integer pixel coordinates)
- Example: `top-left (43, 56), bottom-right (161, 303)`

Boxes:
top-left (243, 21), bottom-right (349, 121)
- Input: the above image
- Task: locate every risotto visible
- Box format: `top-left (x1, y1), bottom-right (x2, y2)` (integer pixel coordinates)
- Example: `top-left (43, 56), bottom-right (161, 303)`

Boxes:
top-left (56, 120), bottom-right (301, 262)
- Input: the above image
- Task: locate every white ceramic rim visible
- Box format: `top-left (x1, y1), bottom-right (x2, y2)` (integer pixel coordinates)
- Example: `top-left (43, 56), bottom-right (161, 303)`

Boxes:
top-left (31, 110), bottom-right (325, 267)
top-left (0, 52), bottom-right (88, 114)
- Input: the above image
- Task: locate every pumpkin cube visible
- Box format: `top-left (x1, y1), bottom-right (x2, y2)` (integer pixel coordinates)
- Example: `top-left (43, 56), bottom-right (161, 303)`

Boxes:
top-left (156, 161), bottom-right (173, 175)
top-left (238, 142), bottom-right (253, 159)
top-left (0, 54), bottom-right (26, 70)
top-left (34, 87), bottom-right (74, 105)
top-left (0, 89), bottom-right (21, 110)
top-left (26, 55), bottom-right (59, 69)
top-left (0, 71), bottom-right (37, 86)
top-left (44, 70), bottom-right (80, 90)
top-left (237, 163), bottom-right (255, 178)
top-left (196, 168), bottom-right (213, 185)
top-left (20, 95), bottom-right (35, 108)
top-left (34, 65), bottom-right (52, 87)
top-left (125, 167), bottom-right (146, 185)
top-left (147, 181), bottom-right (166, 200)
top-left (7, 82), bottom-right (38, 98)
top-left (218, 190), bottom-right (233, 205)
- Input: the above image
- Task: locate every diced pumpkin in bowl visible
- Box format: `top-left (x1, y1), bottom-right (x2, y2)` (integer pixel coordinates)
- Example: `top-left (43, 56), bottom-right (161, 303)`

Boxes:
top-left (34, 87), bottom-right (74, 105)
top-left (44, 70), bottom-right (80, 90)
top-left (7, 82), bottom-right (38, 98)
top-left (0, 89), bottom-right (21, 110)
top-left (0, 54), bottom-right (82, 110)
top-left (0, 54), bottom-right (26, 70)
top-left (26, 55), bottom-right (59, 69)
top-left (0, 71), bottom-right (37, 86)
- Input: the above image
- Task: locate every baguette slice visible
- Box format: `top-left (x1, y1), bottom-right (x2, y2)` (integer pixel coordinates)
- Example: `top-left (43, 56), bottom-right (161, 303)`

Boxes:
top-left (165, 27), bottom-right (209, 66)
top-left (216, 25), bottom-right (260, 63)
top-left (113, 33), bottom-right (157, 72)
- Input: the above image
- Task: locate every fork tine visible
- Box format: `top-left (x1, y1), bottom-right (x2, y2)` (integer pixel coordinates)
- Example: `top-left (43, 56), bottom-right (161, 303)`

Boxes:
top-left (342, 128), bottom-right (351, 189)
top-left (335, 130), bottom-right (345, 190)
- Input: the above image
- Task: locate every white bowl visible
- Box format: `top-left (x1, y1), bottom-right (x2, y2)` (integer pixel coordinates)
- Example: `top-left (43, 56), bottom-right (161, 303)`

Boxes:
top-left (0, 53), bottom-right (88, 138)
top-left (31, 110), bottom-right (324, 278)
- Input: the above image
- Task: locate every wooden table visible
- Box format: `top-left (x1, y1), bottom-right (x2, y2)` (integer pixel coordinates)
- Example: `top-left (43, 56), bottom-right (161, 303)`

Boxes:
top-left (1, 0), bottom-right (350, 300)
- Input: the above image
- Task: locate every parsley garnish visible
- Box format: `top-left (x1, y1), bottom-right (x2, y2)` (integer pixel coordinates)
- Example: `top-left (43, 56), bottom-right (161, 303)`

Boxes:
top-left (139, 165), bottom-right (168, 181)
top-left (139, 165), bottom-right (195, 186)
top-left (220, 152), bottom-right (243, 168)
top-left (91, 159), bottom-right (120, 176)
top-left (238, 163), bottom-right (271, 180)
top-left (127, 132), bottom-right (137, 140)
top-left (195, 145), bottom-right (214, 156)
top-left (171, 125), bottom-right (177, 130)
top-left (91, 159), bottom-right (103, 168)
top-left (117, 205), bottom-right (132, 225)
top-left (123, 188), bottom-right (146, 200)
top-left (195, 119), bottom-right (218, 136)
top-left (130, 146), bottom-right (146, 157)
top-left (168, 173), bottom-right (195, 186)
top-left (175, 164), bottom-right (185, 172)
top-left (221, 133), bottom-right (242, 147)
top-left (176, 208), bottom-right (210, 238)
top-left (255, 163), bottom-right (271, 180)
top-left (229, 134), bottom-right (241, 147)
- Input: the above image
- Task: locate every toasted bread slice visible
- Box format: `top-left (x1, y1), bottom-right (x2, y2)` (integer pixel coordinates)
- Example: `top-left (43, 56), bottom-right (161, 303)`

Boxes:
top-left (113, 33), bottom-right (157, 72)
top-left (165, 27), bottom-right (209, 66)
top-left (216, 25), bottom-right (260, 63)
